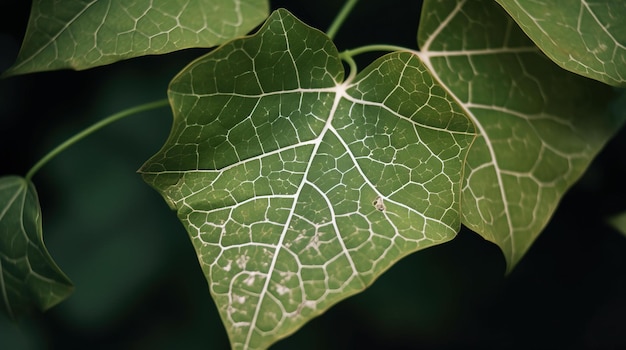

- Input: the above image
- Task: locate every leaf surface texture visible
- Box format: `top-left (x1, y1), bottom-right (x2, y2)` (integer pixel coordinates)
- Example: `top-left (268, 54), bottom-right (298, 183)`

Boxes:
top-left (141, 9), bottom-right (475, 349)
top-left (0, 176), bottom-right (73, 319)
top-left (5, 0), bottom-right (269, 75)
top-left (496, 0), bottom-right (626, 86)
top-left (418, 0), bottom-right (624, 269)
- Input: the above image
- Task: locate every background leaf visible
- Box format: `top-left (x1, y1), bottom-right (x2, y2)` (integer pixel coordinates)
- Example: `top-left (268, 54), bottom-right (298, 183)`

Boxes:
top-left (3, 0), bottom-right (269, 76)
top-left (418, 0), bottom-right (626, 270)
top-left (0, 176), bottom-right (73, 319)
top-left (495, 0), bottom-right (626, 87)
top-left (609, 211), bottom-right (626, 237)
top-left (141, 9), bottom-right (475, 349)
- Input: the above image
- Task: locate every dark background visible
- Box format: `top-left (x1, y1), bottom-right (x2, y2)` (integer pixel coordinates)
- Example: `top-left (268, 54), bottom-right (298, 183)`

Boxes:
top-left (1, 1), bottom-right (626, 349)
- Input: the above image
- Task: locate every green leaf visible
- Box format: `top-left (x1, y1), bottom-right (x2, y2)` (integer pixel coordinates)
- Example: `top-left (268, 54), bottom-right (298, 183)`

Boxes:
top-left (141, 9), bottom-right (475, 350)
top-left (4, 0), bottom-right (269, 76)
top-left (609, 211), bottom-right (626, 238)
top-left (0, 176), bottom-right (73, 319)
top-left (418, 0), bottom-right (626, 271)
top-left (495, 0), bottom-right (626, 87)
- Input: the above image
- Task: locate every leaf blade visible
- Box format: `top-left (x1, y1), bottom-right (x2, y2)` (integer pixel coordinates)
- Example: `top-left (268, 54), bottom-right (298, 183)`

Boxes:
top-left (418, 0), bottom-right (626, 271)
top-left (496, 0), bottom-right (626, 87)
top-left (4, 0), bottom-right (269, 76)
top-left (0, 176), bottom-right (73, 319)
top-left (141, 9), bottom-right (475, 349)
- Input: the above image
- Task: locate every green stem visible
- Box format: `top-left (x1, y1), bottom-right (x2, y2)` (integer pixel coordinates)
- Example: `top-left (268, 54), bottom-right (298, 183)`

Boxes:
top-left (339, 51), bottom-right (358, 84)
top-left (342, 44), bottom-right (415, 57)
top-left (339, 44), bottom-right (415, 83)
top-left (326, 0), bottom-right (360, 40)
top-left (25, 99), bottom-right (169, 181)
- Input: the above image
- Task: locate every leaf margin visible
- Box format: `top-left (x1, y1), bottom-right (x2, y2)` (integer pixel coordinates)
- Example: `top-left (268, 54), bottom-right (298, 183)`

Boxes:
top-left (0, 175), bottom-right (73, 320)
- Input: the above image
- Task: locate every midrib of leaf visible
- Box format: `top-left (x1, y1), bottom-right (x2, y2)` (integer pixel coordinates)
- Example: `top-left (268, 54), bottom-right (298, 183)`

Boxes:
top-left (241, 83), bottom-right (358, 345)
top-left (163, 85), bottom-right (471, 223)
top-left (418, 0), bottom-right (463, 52)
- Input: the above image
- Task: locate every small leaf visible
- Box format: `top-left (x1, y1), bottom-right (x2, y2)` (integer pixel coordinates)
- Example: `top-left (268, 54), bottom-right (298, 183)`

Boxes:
top-left (141, 9), bottom-right (475, 349)
top-left (418, 0), bottom-right (626, 271)
top-left (0, 176), bottom-right (73, 319)
top-left (4, 0), bottom-right (269, 76)
top-left (496, 0), bottom-right (626, 87)
top-left (609, 211), bottom-right (626, 238)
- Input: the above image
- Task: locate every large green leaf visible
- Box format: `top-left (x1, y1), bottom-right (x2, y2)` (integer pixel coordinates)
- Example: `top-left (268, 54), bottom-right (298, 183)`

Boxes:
top-left (418, 0), bottom-right (625, 270)
top-left (0, 176), bottom-right (73, 319)
top-left (4, 0), bottom-right (269, 76)
top-left (140, 9), bottom-right (475, 350)
top-left (496, 0), bottom-right (626, 87)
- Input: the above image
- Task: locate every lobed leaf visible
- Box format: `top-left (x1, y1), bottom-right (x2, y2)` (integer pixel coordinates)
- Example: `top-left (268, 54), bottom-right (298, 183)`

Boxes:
top-left (4, 0), bottom-right (269, 76)
top-left (0, 176), bottom-right (73, 319)
top-left (496, 0), bottom-right (626, 87)
top-left (141, 9), bottom-right (475, 350)
top-left (418, 0), bottom-right (626, 271)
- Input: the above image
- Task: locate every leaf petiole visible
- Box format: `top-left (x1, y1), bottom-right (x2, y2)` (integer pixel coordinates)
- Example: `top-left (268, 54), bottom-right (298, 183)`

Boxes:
top-left (339, 44), bottom-right (416, 83)
top-left (342, 44), bottom-right (416, 57)
top-left (326, 0), bottom-right (360, 40)
top-left (25, 99), bottom-right (169, 181)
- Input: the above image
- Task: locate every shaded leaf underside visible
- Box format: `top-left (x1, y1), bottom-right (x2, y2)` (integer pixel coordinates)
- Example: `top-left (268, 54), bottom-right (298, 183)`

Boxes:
top-left (418, 0), bottom-right (624, 269)
top-left (0, 176), bottom-right (73, 319)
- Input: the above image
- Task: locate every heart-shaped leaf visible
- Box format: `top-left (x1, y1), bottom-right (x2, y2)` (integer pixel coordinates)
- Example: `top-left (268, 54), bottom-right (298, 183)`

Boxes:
top-left (495, 0), bottom-right (626, 87)
top-left (140, 9), bottom-right (475, 349)
top-left (0, 176), bottom-right (73, 319)
top-left (418, 0), bottom-right (625, 270)
top-left (4, 0), bottom-right (269, 76)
